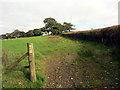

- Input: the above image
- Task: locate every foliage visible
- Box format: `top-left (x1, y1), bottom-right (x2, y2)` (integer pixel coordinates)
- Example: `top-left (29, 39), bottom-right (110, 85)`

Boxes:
top-left (63, 22), bottom-right (75, 32)
top-left (43, 17), bottom-right (57, 27)
top-left (33, 29), bottom-right (43, 36)
top-left (1, 30), bottom-right (27, 39)
top-left (62, 25), bottom-right (120, 45)
top-left (1, 17), bottom-right (75, 39)
top-left (43, 17), bottom-right (75, 35)
top-left (26, 30), bottom-right (34, 37)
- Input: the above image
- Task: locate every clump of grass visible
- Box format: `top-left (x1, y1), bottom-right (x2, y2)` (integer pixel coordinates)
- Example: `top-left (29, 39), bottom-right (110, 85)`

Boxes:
top-left (110, 46), bottom-right (120, 64)
top-left (20, 69), bottom-right (46, 88)
top-left (34, 70), bottom-right (46, 87)
top-left (78, 47), bottom-right (93, 57)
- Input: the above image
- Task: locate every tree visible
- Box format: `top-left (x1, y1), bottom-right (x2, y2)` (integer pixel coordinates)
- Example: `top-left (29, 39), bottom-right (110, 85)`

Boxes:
top-left (26, 30), bottom-right (34, 37)
top-left (43, 17), bottom-right (75, 35)
top-left (1, 34), bottom-right (7, 39)
top-left (33, 29), bottom-right (43, 36)
top-left (43, 17), bottom-right (58, 35)
top-left (11, 29), bottom-right (21, 38)
top-left (63, 22), bottom-right (75, 32)
top-left (51, 23), bottom-right (64, 35)
top-left (20, 31), bottom-right (27, 37)
top-left (40, 27), bottom-right (49, 35)
top-left (43, 17), bottom-right (65, 35)
top-left (6, 33), bottom-right (12, 39)
top-left (43, 17), bottom-right (57, 27)
top-left (1, 17), bottom-right (76, 38)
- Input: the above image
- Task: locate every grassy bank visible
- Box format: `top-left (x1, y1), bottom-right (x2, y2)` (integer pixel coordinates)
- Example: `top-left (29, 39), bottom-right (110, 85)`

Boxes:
top-left (2, 35), bottom-right (120, 88)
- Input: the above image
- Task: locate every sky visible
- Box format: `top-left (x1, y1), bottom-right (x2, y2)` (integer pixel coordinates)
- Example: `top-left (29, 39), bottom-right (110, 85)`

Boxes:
top-left (0, 0), bottom-right (119, 34)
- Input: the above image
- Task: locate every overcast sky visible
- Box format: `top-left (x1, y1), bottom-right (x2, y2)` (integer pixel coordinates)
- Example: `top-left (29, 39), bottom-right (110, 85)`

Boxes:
top-left (0, 0), bottom-right (119, 34)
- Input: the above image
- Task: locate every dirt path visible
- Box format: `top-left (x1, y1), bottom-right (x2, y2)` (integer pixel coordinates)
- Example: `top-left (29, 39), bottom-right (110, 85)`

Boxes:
top-left (39, 50), bottom-right (120, 88)
top-left (44, 51), bottom-right (80, 88)
top-left (42, 51), bottom-right (101, 88)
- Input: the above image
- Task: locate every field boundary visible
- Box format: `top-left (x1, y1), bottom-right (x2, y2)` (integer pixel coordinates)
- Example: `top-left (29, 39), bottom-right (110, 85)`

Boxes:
top-left (62, 25), bottom-right (120, 45)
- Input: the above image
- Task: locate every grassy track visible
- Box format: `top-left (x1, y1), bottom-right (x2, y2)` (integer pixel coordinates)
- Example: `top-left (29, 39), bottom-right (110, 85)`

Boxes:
top-left (2, 35), bottom-right (120, 88)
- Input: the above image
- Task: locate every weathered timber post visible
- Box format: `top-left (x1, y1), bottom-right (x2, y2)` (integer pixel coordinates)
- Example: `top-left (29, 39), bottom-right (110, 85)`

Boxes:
top-left (27, 43), bottom-right (37, 82)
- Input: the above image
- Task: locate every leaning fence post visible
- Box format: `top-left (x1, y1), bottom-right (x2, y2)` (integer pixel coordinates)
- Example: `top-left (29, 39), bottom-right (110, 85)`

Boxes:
top-left (27, 43), bottom-right (36, 82)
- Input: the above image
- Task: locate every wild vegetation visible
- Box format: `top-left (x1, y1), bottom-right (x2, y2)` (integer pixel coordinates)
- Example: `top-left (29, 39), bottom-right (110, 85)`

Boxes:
top-left (62, 25), bottom-right (120, 46)
top-left (2, 35), bottom-right (120, 88)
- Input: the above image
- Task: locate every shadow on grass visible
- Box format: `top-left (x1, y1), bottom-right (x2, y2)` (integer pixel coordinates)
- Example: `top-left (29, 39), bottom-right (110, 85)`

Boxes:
top-left (60, 35), bottom-right (120, 88)
top-left (61, 35), bottom-right (120, 64)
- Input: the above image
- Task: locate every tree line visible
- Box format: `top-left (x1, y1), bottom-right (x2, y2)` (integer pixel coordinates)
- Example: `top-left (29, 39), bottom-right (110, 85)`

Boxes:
top-left (1, 17), bottom-right (75, 39)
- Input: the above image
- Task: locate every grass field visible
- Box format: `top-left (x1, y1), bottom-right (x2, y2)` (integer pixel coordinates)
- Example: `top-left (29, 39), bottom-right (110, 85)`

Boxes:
top-left (2, 35), bottom-right (120, 88)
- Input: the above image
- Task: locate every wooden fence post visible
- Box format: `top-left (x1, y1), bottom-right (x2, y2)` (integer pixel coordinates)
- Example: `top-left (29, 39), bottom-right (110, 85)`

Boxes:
top-left (27, 43), bottom-right (36, 82)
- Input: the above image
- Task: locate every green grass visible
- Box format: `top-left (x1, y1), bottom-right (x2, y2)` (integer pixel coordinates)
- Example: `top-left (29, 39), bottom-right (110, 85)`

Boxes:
top-left (3, 70), bottom-right (45, 88)
top-left (2, 35), bottom-right (120, 88)
top-left (2, 35), bottom-right (80, 88)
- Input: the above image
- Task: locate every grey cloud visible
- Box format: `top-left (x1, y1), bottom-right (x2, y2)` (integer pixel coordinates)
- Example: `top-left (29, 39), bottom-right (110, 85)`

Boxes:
top-left (0, 0), bottom-right (119, 34)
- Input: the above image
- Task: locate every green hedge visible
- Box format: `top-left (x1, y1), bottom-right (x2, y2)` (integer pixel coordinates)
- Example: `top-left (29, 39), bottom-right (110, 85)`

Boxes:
top-left (62, 25), bottom-right (120, 45)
